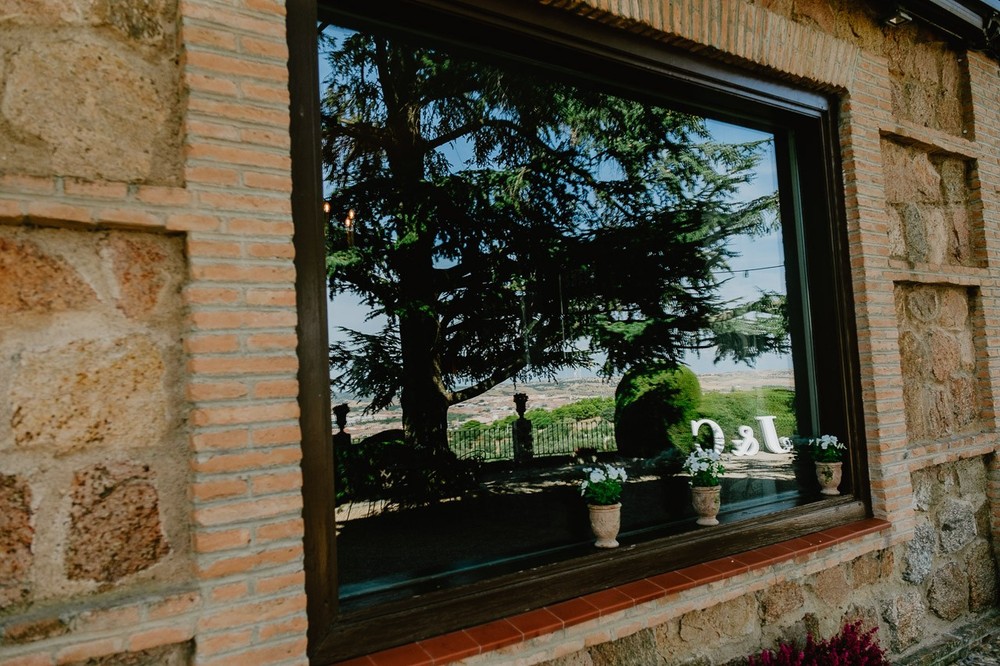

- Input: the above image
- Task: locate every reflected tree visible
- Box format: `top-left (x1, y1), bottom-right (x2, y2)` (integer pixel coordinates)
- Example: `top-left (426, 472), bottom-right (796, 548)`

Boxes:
top-left (322, 28), bottom-right (780, 453)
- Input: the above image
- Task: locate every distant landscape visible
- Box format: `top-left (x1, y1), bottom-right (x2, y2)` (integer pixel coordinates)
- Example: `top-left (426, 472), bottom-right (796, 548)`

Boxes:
top-left (333, 369), bottom-right (794, 440)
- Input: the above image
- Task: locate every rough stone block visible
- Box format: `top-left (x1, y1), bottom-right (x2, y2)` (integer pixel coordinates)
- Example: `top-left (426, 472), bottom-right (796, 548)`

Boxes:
top-left (758, 580), bottom-right (804, 625)
top-left (9, 336), bottom-right (167, 454)
top-left (912, 468), bottom-right (939, 512)
top-left (886, 205), bottom-right (906, 258)
top-left (938, 497), bottom-right (978, 553)
top-left (678, 594), bottom-right (758, 645)
top-left (0, 233), bottom-right (98, 315)
top-left (66, 461), bottom-right (170, 582)
top-left (588, 628), bottom-right (658, 665)
top-left (0, 35), bottom-right (182, 183)
top-left (106, 234), bottom-right (182, 320)
top-left (928, 561), bottom-right (969, 620)
top-left (808, 565), bottom-right (849, 608)
top-left (966, 541), bottom-right (998, 612)
top-left (903, 521), bottom-right (936, 584)
top-left (896, 284), bottom-right (981, 441)
top-left (0, 474), bottom-right (33, 610)
top-left (881, 141), bottom-right (941, 203)
top-left (881, 589), bottom-right (926, 653)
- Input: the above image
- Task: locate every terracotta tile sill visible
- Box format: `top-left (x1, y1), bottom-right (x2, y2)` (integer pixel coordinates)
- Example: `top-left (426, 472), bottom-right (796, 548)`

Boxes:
top-left (333, 518), bottom-right (890, 666)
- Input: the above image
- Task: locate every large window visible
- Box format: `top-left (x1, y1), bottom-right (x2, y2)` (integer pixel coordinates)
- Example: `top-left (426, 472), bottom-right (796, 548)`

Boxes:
top-left (291, 1), bottom-right (866, 662)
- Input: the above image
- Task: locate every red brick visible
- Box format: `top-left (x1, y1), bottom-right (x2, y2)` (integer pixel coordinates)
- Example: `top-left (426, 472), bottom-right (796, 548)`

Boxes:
top-left (197, 594), bottom-right (306, 631)
top-left (197, 628), bottom-right (255, 657)
top-left (186, 165), bottom-right (242, 186)
top-left (96, 207), bottom-right (164, 229)
top-left (188, 355), bottom-right (298, 376)
top-left (192, 447), bottom-right (302, 474)
top-left (55, 638), bottom-right (122, 664)
top-left (191, 428), bottom-right (250, 451)
top-left (187, 72), bottom-right (240, 97)
top-left (189, 310), bottom-right (297, 331)
top-left (187, 240), bottom-right (244, 259)
top-left (251, 470), bottom-right (302, 495)
top-left (258, 614), bottom-right (308, 642)
top-left (166, 212), bottom-right (221, 231)
top-left (27, 201), bottom-right (91, 226)
top-left (247, 287), bottom-right (296, 305)
top-left (127, 624), bottom-right (195, 652)
top-left (199, 191), bottom-right (291, 214)
top-left (192, 494), bottom-right (302, 527)
top-left (189, 263), bottom-right (295, 283)
top-left (148, 592), bottom-right (201, 621)
top-left (255, 517), bottom-right (304, 543)
top-left (182, 25), bottom-right (239, 51)
top-left (188, 381), bottom-right (250, 401)
top-left (239, 34), bottom-right (289, 60)
top-left (255, 569), bottom-right (306, 595)
top-left (252, 425), bottom-right (301, 445)
top-left (192, 479), bottom-right (250, 502)
top-left (210, 581), bottom-right (249, 603)
top-left (191, 401), bottom-right (299, 427)
top-left (135, 186), bottom-right (192, 207)
top-left (246, 244), bottom-right (295, 261)
top-left (246, 333), bottom-right (297, 350)
top-left (198, 545), bottom-right (300, 578)
top-left (253, 379), bottom-right (298, 399)
top-left (226, 217), bottom-right (294, 235)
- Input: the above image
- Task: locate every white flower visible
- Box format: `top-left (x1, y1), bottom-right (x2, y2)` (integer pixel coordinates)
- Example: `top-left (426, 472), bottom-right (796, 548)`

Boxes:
top-left (589, 468), bottom-right (606, 483)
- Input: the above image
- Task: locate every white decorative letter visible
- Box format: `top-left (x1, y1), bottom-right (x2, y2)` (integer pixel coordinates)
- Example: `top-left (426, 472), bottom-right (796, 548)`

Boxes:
top-left (691, 419), bottom-right (726, 453)
top-left (756, 416), bottom-right (793, 453)
top-left (731, 424), bottom-right (760, 456)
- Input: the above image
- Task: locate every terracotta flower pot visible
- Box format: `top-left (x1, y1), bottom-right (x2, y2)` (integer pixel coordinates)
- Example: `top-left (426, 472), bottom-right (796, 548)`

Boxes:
top-left (691, 485), bottom-right (721, 526)
top-left (588, 503), bottom-right (621, 548)
top-left (815, 461), bottom-right (842, 495)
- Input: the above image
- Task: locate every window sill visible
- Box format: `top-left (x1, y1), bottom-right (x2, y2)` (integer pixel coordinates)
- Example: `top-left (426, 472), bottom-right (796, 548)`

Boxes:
top-left (331, 517), bottom-right (890, 666)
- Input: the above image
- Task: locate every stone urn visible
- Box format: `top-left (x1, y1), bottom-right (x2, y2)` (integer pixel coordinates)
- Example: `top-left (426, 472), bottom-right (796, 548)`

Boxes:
top-left (588, 503), bottom-right (621, 548)
top-left (815, 461), bottom-right (842, 495)
top-left (691, 485), bottom-right (721, 526)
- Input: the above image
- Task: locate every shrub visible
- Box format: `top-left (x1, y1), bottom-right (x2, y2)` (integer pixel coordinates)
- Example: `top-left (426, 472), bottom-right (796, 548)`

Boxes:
top-left (335, 431), bottom-right (481, 510)
top-left (614, 364), bottom-right (701, 458)
top-left (746, 621), bottom-right (888, 666)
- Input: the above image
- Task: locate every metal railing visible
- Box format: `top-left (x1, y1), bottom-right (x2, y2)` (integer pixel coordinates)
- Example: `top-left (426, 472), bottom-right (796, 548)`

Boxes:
top-left (446, 418), bottom-right (616, 462)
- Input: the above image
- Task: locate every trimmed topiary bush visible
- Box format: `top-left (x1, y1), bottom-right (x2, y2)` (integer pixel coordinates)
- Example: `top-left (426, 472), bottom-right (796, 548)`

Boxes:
top-left (614, 364), bottom-right (701, 458)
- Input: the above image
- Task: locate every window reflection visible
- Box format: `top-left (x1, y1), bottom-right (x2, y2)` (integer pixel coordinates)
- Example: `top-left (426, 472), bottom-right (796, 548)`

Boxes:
top-left (320, 21), bottom-right (811, 607)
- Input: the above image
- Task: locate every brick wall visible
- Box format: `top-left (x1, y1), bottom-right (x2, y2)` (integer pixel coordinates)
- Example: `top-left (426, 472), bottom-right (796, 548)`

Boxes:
top-left (1, 0), bottom-right (999, 665)
top-left (0, 0), bottom-right (306, 664)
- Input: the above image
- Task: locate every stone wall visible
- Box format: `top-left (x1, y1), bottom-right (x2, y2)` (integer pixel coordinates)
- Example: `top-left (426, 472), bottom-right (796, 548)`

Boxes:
top-left (0, 0), bottom-right (304, 663)
top-left (0, 0), bottom-right (999, 665)
top-left (531, 457), bottom-right (996, 665)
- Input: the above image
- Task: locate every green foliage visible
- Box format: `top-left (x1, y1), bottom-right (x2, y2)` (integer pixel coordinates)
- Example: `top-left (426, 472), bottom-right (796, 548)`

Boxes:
top-left (696, 387), bottom-right (797, 450)
top-left (335, 433), bottom-right (481, 510)
top-left (321, 24), bottom-right (781, 451)
top-left (579, 463), bottom-right (627, 505)
top-left (614, 364), bottom-right (701, 457)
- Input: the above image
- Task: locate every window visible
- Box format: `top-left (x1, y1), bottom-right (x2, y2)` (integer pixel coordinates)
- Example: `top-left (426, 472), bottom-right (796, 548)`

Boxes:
top-left (290, 1), bottom-right (867, 662)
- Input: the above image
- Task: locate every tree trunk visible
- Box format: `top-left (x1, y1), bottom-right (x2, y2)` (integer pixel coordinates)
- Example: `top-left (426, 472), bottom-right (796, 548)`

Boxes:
top-left (398, 311), bottom-right (451, 453)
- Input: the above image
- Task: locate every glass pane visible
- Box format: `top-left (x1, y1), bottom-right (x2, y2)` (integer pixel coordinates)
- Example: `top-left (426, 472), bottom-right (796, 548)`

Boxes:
top-left (320, 20), bottom-right (814, 608)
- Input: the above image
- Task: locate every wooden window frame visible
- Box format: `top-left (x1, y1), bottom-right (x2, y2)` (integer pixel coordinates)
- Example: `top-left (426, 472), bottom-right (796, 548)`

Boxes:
top-left (287, 1), bottom-right (869, 662)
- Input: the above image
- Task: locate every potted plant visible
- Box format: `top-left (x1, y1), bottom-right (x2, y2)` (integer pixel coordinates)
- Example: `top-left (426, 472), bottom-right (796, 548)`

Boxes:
top-left (580, 463), bottom-right (627, 548)
top-left (801, 434), bottom-right (846, 495)
top-left (683, 447), bottom-right (726, 526)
